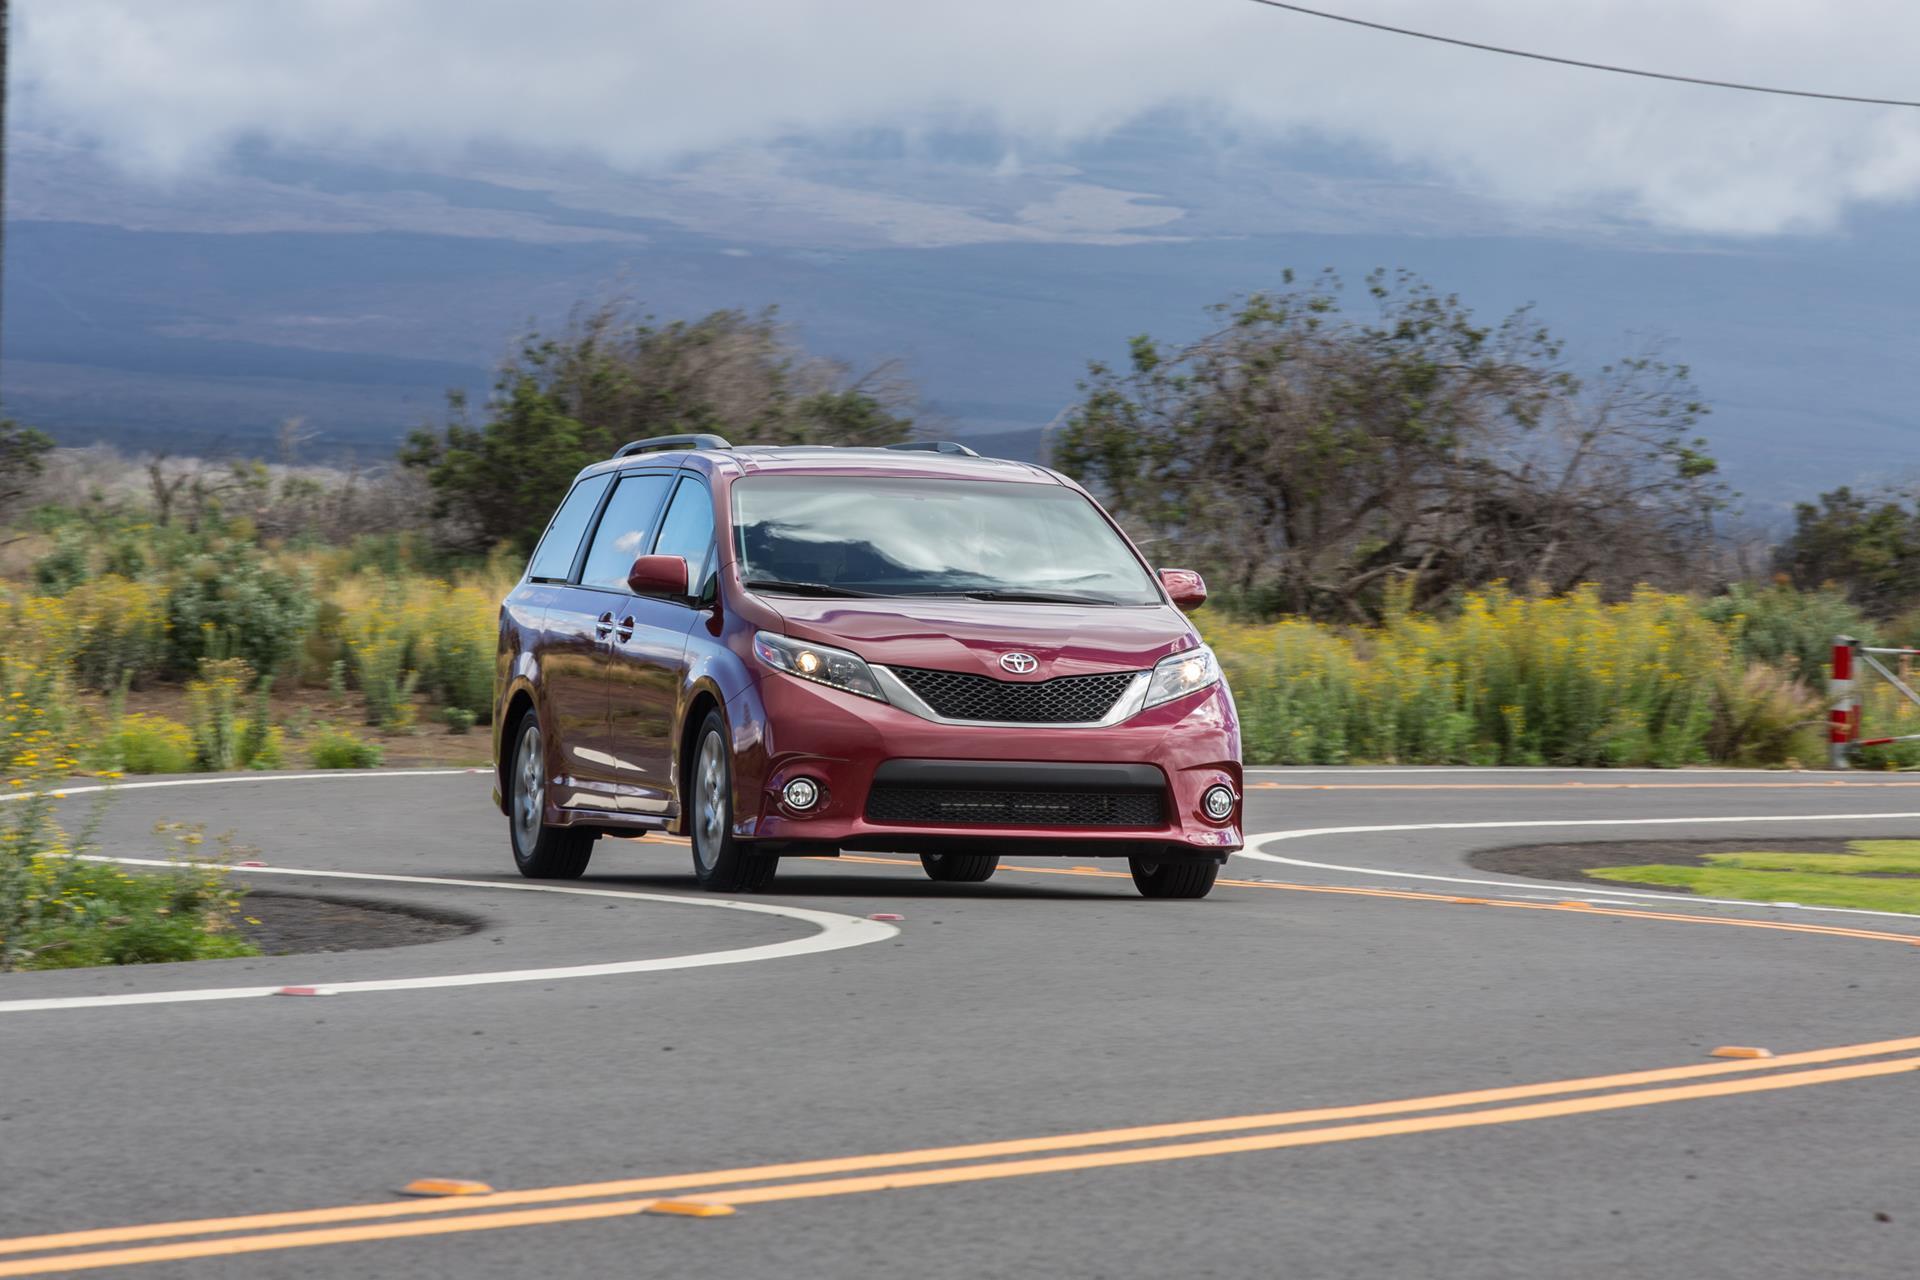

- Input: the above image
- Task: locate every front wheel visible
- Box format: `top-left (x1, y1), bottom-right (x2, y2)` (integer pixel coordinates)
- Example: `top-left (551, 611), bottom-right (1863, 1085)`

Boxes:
top-left (919, 852), bottom-right (999, 883)
top-left (1129, 857), bottom-right (1219, 900)
top-left (688, 711), bottom-right (779, 892)
top-left (508, 712), bottom-right (596, 879)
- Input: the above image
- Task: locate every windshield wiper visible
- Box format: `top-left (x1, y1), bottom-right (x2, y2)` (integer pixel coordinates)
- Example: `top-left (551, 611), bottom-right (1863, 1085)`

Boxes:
top-left (943, 588), bottom-right (1114, 605)
top-left (742, 579), bottom-right (885, 599)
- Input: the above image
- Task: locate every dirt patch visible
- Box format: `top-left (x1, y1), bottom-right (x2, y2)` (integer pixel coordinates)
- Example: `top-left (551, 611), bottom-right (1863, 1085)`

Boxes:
top-left (236, 891), bottom-right (483, 956)
top-left (1467, 838), bottom-right (1864, 893)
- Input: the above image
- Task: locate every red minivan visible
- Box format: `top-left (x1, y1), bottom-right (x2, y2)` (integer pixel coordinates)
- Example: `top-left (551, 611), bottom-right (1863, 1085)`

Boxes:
top-left (492, 436), bottom-right (1242, 898)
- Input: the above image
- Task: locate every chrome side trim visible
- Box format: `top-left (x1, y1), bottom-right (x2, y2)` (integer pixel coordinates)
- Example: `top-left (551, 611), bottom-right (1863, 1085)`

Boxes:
top-left (871, 666), bottom-right (1150, 729)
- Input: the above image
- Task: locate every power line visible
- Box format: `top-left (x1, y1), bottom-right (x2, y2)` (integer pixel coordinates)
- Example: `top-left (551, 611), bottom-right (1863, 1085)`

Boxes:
top-left (1245, 0), bottom-right (1920, 108)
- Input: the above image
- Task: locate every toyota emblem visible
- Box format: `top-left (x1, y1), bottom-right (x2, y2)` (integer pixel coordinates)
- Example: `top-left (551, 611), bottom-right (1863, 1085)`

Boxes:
top-left (999, 652), bottom-right (1039, 675)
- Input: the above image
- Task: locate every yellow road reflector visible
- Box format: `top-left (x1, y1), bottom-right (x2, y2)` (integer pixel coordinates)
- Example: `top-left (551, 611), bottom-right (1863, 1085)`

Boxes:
top-left (1709, 1046), bottom-right (1774, 1060)
top-left (647, 1200), bottom-right (735, 1218)
top-left (399, 1179), bottom-right (494, 1197)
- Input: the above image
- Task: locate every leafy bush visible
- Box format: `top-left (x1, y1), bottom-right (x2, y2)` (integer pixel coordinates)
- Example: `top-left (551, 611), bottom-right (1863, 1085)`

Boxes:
top-left (164, 544), bottom-right (317, 677)
top-left (333, 573), bottom-right (499, 728)
top-left (0, 664), bottom-right (82, 783)
top-left (64, 575), bottom-right (169, 690)
top-left (357, 638), bottom-right (419, 730)
top-left (2, 680), bottom-right (253, 971)
top-left (1699, 584), bottom-right (1871, 686)
top-left (187, 659), bottom-right (253, 771)
top-left (442, 706), bottom-right (478, 735)
top-left (309, 728), bottom-right (384, 769)
top-left (236, 676), bottom-right (286, 770)
top-left (107, 713), bottom-right (196, 775)
top-left (418, 585), bottom-right (497, 719)
top-left (1704, 665), bottom-right (1823, 767)
top-left (31, 538), bottom-right (90, 595)
top-left (0, 590), bottom-right (83, 680)
top-left (3, 817), bottom-right (256, 971)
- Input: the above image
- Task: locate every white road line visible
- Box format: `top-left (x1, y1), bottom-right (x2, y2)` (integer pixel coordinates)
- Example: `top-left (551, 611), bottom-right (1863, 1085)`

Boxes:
top-left (0, 768), bottom-right (482, 805)
top-left (1238, 812), bottom-right (1920, 922)
top-left (1242, 766), bottom-right (1874, 778)
top-left (0, 860), bottom-right (897, 1015)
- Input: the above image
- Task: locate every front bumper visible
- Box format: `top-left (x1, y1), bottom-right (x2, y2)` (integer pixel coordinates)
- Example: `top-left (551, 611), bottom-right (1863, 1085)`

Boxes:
top-left (728, 668), bottom-right (1243, 858)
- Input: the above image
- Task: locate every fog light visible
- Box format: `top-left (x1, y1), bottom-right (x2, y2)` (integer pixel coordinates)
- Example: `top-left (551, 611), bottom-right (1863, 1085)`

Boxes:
top-left (1201, 785), bottom-right (1236, 822)
top-left (782, 778), bottom-right (822, 811)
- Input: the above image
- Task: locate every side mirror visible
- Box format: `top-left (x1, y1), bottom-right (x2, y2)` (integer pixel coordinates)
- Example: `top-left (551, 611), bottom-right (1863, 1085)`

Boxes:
top-left (1158, 568), bottom-right (1207, 612)
top-left (627, 554), bottom-right (689, 597)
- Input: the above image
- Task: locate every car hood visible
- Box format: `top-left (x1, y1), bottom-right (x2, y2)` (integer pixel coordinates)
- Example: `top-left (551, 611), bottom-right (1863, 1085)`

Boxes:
top-left (763, 597), bottom-right (1197, 678)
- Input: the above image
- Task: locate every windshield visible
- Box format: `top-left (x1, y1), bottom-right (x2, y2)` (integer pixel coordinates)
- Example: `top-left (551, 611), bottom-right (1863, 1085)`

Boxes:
top-left (731, 476), bottom-right (1160, 605)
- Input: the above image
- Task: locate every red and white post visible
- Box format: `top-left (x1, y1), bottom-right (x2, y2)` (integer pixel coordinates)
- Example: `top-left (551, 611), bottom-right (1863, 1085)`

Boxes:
top-left (1829, 635), bottom-right (1860, 769)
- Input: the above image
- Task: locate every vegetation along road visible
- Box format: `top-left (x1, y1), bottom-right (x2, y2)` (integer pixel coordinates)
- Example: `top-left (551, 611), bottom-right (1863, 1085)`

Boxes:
top-left (3, 767), bottom-right (1919, 1277)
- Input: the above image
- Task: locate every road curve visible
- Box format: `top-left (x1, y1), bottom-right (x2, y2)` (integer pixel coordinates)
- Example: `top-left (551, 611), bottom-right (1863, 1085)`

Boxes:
top-left (3, 768), bottom-right (1919, 1278)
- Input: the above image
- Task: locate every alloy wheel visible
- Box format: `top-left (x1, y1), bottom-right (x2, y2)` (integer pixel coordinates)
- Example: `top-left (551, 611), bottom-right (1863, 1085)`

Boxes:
top-left (513, 721), bottom-right (544, 851)
top-left (694, 730), bottom-right (728, 870)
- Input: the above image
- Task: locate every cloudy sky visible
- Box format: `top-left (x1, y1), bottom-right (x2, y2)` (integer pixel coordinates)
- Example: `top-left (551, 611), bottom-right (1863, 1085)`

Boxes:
top-left (9, 1), bottom-right (1920, 505)
top-left (17, 0), bottom-right (1920, 237)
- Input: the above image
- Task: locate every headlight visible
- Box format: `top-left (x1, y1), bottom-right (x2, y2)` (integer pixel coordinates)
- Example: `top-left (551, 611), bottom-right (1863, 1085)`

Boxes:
top-left (1143, 644), bottom-right (1220, 709)
top-left (753, 631), bottom-right (886, 702)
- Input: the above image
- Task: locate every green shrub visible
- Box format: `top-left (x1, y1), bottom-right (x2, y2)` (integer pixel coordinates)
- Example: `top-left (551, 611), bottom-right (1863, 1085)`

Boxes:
top-left (357, 642), bottom-right (419, 730)
top-left (442, 706), bottom-right (478, 735)
top-left (417, 586), bottom-right (497, 720)
top-left (31, 538), bottom-right (90, 595)
top-left (1704, 665), bottom-right (1823, 767)
top-left (187, 658), bottom-right (253, 771)
top-left (1700, 584), bottom-right (1872, 686)
top-left (164, 544), bottom-right (317, 677)
top-left (2, 683), bottom-right (253, 971)
top-left (4, 821), bottom-right (257, 971)
top-left (100, 534), bottom-right (148, 580)
top-left (64, 575), bottom-right (169, 690)
top-left (309, 728), bottom-right (384, 769)
top-left (235, 679), bottom-right (285, 769)
top-left (1209, 585), bottom-right (1730, 766)
top-left (107, 713), bottom-right (196, 775)
top-left (296, 600), bottom-right (349, 689)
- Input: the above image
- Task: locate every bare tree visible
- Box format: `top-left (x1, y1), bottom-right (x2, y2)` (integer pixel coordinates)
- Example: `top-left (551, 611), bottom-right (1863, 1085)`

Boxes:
top-left (1053, 270), bottom-right (1727, 619)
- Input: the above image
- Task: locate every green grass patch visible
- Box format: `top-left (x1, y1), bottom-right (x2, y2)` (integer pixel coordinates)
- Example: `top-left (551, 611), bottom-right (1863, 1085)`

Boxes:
top-left (1591, 840), bottom-right (1920, 914)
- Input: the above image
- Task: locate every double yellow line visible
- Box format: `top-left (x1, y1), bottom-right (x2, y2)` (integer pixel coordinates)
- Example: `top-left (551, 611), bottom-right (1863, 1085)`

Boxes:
top-left (7, 1034), bottom-right (1920, 1275)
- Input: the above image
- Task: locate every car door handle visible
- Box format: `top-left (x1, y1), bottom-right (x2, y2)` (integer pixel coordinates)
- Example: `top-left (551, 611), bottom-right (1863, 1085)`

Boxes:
top-left (594, 612), bottom-right (616, 639)
top-left (616, 615), bottom-right (637, 643)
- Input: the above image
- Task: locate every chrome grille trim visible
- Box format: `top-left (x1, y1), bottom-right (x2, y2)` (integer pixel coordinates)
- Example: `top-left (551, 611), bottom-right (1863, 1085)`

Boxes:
top-left (872, 666), bottom-right (1150, 729)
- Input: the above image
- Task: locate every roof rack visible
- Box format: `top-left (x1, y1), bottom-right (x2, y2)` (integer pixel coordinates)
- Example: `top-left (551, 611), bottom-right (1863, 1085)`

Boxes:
top-left (881, 440), bottom-right (980, 457)
top-left (613, 433), bottom-right (732, 459)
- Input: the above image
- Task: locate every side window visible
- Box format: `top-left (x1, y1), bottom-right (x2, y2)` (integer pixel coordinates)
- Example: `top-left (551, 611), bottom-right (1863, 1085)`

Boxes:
top-left (579, 472), bottom-right (674, 591)
top-left (527, 473), bottom-right (613, 582)
top-left (652, 478), bottom-right (717, 598)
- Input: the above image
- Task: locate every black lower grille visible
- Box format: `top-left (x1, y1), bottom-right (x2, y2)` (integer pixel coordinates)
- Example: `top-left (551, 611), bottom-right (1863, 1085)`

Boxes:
top-left (865, 786), bottom-right (1164, 828)
top-left (890, 666), bottom-right (1136, 723)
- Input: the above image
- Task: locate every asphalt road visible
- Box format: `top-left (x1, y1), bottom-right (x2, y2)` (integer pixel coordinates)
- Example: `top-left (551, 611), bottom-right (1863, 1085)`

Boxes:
top-left (6, 767), bottom-right (1920, 1278)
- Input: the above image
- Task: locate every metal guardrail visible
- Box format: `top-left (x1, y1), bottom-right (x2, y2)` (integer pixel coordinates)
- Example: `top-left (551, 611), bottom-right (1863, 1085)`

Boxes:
top-left (1830, 635), bottom-right (1920, 767)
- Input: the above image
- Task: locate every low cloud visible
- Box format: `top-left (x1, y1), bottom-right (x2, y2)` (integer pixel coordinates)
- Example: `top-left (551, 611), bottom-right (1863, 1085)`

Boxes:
top-left (17, 0), bottom-right (1920, 235)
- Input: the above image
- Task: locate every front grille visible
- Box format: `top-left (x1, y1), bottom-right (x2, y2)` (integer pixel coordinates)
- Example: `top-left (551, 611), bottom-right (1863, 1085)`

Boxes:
top-left (889, 666), bottom-right (1137, 724)
top-left (865, 786), bottom-right (1164, 828)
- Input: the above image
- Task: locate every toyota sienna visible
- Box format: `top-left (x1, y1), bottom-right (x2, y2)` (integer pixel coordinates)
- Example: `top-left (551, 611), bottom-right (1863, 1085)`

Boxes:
top-left (491, 435), bottom-right (1242, 898)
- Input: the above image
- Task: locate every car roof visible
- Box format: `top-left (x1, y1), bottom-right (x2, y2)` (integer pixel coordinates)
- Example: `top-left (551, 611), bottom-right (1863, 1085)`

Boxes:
top-left (576, 444), bottom-right (1064, 486)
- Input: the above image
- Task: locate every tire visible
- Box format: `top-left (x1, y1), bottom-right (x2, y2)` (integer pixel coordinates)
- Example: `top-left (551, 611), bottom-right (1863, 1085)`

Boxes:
top-left (508, 712), bottom-right (596, 879)
top-left (688, 710), bottom-right (779, 892)
top-left (1129, 856), bottom-right (1219, 900)
top-left (919, 852), bottom-right (999, 883)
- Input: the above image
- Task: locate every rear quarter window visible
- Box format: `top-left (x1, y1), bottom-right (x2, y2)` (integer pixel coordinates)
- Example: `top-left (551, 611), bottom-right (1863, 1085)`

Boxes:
top-left (526, 473), bottom-right (613, 582)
